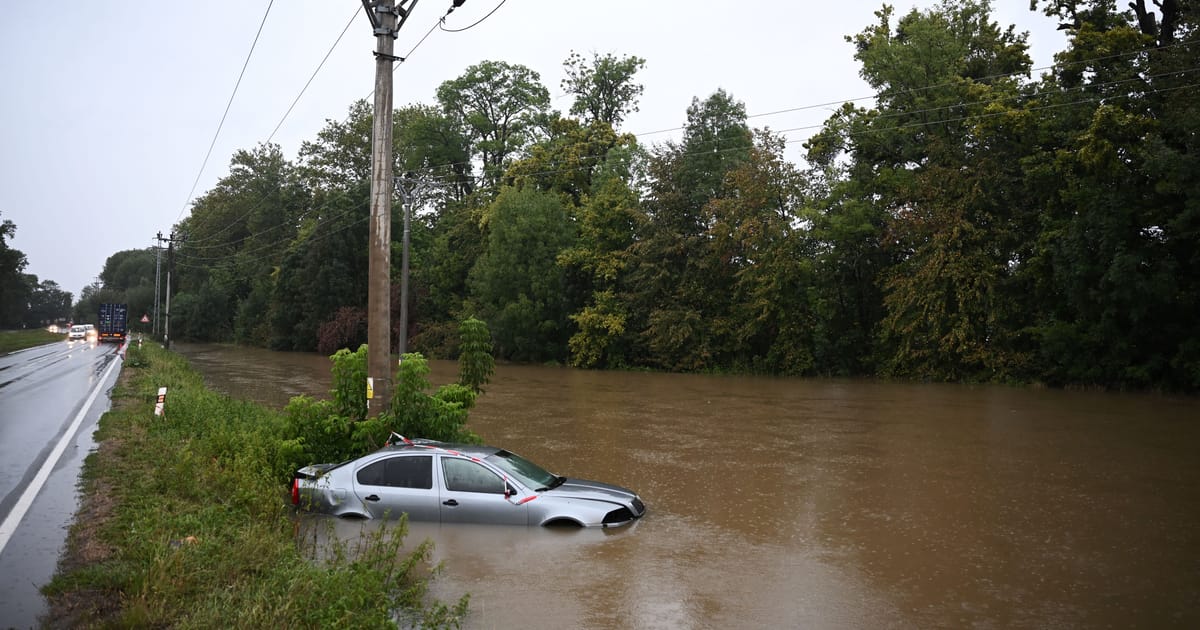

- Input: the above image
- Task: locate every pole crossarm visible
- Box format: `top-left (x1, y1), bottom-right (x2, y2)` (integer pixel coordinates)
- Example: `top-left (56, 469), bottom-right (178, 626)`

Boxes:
top-left (366, 0), bottom-right (418, 37)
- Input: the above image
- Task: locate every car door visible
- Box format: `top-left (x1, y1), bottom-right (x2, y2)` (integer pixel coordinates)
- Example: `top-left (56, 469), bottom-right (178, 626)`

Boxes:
top-left (352, 454), bottom-right (439, 521)
top-left (438, 456), bottom-right (528, 525)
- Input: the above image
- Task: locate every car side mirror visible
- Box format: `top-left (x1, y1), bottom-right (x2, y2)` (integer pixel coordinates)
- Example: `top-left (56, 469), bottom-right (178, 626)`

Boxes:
top-left (504, 483), bottom-right (516, 499)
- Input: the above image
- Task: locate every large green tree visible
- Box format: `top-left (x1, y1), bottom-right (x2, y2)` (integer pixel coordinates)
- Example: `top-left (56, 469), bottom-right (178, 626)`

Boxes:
top-left (174, 144), bottom-right (307, 343)
top-left (625, 89), bottom-right (752, 370)
top-left (1025, 0), bottom-right (1200, 387)
top-left (561, 51), bottom-right (647, 129)
top-left (395, 103), bottom-right (474, 202)
top-left (506, 117), bottom-right (637, 208)
top-left (27, 280), bottom-right (72, 326)
top-left (830, 1), bottom-right (1036, 380)
top-left (72, 249), bottom-right (155, 329)
top-left (558, 152), bottom-right (642, 368)
top-left (0, 214), bottom-right (31, 327)
top-left (707, 131), bottom-right (818, 374)
top-left (468, 186), bottom-right (575, 361)
top-left (436, 61), bottom-right (551, 187)
top-left (269, 184), bottom-right (371, 351)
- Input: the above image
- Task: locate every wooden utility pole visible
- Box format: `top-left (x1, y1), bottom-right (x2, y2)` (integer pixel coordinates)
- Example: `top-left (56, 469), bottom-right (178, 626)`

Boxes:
top-left (153, 231), bottom-right (166, 336)
top-left (164, 233), bottom-right (174, 349)
top-left (363, 0), bottom-right (417, 415)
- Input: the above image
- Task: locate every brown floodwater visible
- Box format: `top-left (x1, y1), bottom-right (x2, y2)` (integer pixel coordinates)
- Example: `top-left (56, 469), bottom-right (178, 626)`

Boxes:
top-left (174, 342), bottom-right (1200, 629)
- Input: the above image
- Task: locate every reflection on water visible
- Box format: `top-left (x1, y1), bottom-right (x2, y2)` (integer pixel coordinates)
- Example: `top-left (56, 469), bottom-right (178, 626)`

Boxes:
top-left (175, 343), bottom-right (1200, 629)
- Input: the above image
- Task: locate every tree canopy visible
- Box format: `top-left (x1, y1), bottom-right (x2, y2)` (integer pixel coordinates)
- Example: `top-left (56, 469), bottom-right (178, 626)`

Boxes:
top-left (59, 3), bottom-right (1200, 392)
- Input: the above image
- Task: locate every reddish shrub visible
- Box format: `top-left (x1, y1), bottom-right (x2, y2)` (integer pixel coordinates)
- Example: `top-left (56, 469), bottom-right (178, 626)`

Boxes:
top-left (316, 307), bottom-right (367, 354)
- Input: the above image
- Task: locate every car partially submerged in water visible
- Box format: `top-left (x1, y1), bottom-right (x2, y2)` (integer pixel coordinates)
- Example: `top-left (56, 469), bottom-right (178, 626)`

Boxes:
top-left (292, 437), bottom-right (646, 528)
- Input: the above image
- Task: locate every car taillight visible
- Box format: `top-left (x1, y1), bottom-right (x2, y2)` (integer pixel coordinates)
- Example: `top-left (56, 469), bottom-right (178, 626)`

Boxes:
top-left (291, 478), bottom-right (300, 505)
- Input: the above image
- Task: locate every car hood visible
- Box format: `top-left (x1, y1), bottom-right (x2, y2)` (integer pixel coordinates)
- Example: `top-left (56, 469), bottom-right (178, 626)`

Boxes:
top-left (543, 478), bottom-right (640, 506)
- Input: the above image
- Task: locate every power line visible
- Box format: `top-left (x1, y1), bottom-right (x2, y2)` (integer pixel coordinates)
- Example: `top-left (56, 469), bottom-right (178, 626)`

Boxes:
top-left (311, 8), bottom-right (448, 152)
top-left (635, 35), bottom-right (1200, 139)
top-left (176, 2), bottom-right (460, 257)
top-left (170, 77), bottom-right (1200, 276)
top-left (784, 80), bottom-right (1200, 147)
top-left (169, 22), bottom-right (1199, 261)
top-left (438, 0), bottom-right (506, 33)
top-left (397, 20), bottom-right (439, 66)
top-left (376, 63), bottom-right (1200, 189)
top-left (193, 62), bottom-right (1200, 256)
top-left (267, 5), bottom-right (361, 144)
top-left (768, 64), bottom-right (1200, 136)
top-left (176, 0), bottom-right (275, 225)
top-left (185, 5), bottom-right (362, 248)
top-left (174, 210), bottom-right (367, 269)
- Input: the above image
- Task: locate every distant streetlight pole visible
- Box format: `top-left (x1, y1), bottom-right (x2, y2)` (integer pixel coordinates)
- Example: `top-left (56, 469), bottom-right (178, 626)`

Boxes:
top-left (395, 173), bottom-right (426, 355)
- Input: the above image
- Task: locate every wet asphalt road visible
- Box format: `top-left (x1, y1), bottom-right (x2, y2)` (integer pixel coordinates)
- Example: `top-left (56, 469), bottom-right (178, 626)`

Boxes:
top-left (0, 339), bottom-right (121, 629)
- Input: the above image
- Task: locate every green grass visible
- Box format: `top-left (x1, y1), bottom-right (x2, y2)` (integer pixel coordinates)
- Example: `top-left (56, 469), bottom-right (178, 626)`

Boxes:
top-left (44, 342), bottom-right (468, 628)
top-left (0, 328), bottom-right (63, 353)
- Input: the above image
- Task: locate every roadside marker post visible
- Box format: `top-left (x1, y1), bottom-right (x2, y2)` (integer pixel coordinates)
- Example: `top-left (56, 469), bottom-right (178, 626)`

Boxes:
top-left (154, 387), bottom-right (167, 418)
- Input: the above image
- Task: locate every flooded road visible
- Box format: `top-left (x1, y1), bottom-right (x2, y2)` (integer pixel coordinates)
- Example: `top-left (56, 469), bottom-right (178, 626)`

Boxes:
top-left (175, 343), bottom-right (1200, 629)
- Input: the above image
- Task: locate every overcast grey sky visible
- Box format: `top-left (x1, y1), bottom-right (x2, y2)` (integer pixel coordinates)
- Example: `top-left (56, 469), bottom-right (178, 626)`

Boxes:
top-left (0, 1), bottom-right (1066, 301)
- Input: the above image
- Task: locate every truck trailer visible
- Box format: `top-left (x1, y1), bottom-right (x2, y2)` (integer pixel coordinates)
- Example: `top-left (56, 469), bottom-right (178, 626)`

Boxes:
top-left (98, 303), bottom-right (128, 343)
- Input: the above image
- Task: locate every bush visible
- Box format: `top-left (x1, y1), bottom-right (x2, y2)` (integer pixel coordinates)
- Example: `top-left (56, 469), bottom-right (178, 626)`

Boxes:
top-left (457, 317), bottom-right (495, 393)
top-left (316, 307), bottom-right (368, 355)
top-left (44, 342), bottom-right (466, 627)
top-left (280, 330), bottom-right (491, 473)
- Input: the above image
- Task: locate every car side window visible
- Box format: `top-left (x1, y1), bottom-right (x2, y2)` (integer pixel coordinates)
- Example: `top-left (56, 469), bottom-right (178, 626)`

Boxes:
top-left (442, 457), bottom-right (505, 494)
top-left (357, 455), bottom-right (432, 489)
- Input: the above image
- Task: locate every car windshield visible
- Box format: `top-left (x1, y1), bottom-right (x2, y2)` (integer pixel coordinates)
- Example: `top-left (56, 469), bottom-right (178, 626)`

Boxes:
top-left (485, 450), bottom-right (561, 491)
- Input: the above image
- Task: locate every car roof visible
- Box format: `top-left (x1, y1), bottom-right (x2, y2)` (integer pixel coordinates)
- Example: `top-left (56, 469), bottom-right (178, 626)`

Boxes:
top-left (376, 441), bottom-right (501, 459)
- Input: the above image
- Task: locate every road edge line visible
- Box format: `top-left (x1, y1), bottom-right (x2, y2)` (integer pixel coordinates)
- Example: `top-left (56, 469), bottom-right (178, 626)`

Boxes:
top-left (0, 349), bottom-right (123, 555)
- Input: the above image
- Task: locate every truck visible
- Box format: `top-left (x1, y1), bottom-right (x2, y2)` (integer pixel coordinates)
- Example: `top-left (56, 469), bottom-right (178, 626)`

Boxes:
top-left (97, 303), bottom-right (128, 343)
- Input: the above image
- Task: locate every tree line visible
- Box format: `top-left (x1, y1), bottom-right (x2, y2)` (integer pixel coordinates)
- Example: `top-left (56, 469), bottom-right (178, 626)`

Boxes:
top-left (83, 1), bottom-right (1200, 391)
top-left (0, 212), bottom-right (73, 329)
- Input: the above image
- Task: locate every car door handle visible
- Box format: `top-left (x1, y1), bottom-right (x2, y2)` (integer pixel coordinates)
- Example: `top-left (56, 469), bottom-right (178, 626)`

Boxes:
top-left (442, 499), bottom-right (458, 506)
top-left (365, 494), bottom-right (380, 502)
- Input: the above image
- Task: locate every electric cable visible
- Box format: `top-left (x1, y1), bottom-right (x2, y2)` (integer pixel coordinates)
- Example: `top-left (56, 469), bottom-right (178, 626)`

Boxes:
top-left (372, 64), bottom-right (1200, 190)
top-left (185, 5), bottom-right (362, 248)
top-left (170, 20), bottom-right (1199, 261)
top-left (176, 0), bottom-right (275, 225)
top-left (172, 75), bottom-right (1200, 275)
top-left (267, 5), bottom-right (361, 143)
top-left (636, 36), bottom-right (1200, 138)
top-left (438, 0), bottom-right (506, 33)
top-left (179, 2), bottom-right (455, 255)
top-left (180, 75), bottom-right (1192, 262)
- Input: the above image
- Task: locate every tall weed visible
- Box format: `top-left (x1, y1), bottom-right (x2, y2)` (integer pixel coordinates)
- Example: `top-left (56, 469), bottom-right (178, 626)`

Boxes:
top-left (45, 343), bottom-right (466, 628)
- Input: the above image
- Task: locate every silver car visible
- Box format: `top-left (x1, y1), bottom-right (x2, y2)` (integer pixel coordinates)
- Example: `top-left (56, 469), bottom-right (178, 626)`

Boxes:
top-left (292, 438), bottom-right (646, 528)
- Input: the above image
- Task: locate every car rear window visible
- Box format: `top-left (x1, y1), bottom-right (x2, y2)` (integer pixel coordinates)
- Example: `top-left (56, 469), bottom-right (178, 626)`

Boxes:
top-left (356, 455), bottom-right (432, 489)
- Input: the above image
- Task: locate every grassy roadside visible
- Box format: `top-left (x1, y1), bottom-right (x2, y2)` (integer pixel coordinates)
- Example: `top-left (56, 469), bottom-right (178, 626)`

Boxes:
top-left (43, 342), bottom-right (467, 628)
top-left (0, 329), bottom-right (63, 353)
